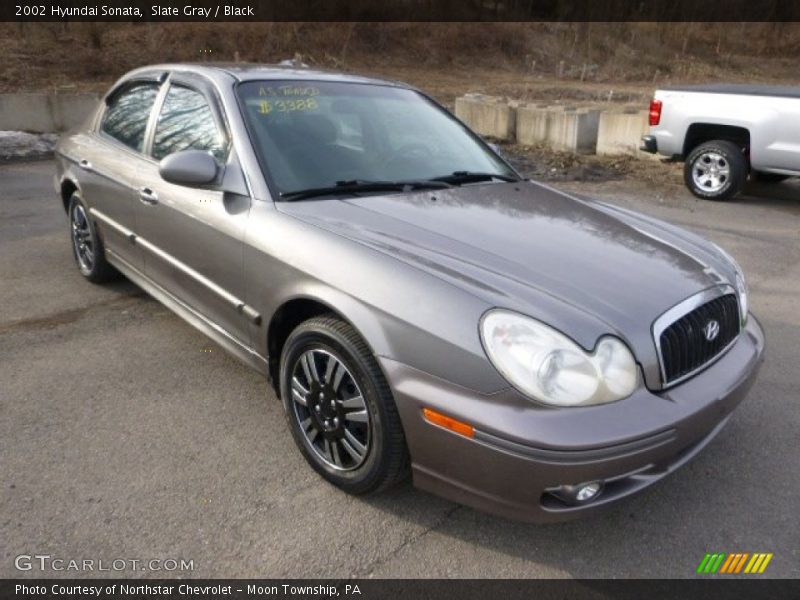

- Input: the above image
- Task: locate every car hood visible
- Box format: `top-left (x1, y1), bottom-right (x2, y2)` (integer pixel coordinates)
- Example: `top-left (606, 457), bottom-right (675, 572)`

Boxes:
top-left (277, 181), bottom-right (736, 387)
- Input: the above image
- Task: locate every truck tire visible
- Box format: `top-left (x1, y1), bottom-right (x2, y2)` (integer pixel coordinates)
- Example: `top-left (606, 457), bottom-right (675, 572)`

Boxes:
top-left (684, 140), bottom-right (747, 200)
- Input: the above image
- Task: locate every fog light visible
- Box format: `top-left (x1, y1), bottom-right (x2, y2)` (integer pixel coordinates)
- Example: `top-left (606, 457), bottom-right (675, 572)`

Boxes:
top-left (575, 482), bottom-right (601, 502)
top-left (549, 481), bottom-right (603, 505)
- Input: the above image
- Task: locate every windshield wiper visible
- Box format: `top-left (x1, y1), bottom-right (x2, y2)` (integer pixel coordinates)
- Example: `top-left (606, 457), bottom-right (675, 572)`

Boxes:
top-left (280, 179), bottom-right (451, 202)
top-left (430, 171), bottom-right (520, 185)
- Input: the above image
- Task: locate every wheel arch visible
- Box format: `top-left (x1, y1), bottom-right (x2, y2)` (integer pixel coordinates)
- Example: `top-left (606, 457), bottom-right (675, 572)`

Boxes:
top-left (265, 294), bottom-right (388, 398)
top-left (683, 123), bottom-right (751, 159)
top-left (60, 178), bottom-right (80, 213)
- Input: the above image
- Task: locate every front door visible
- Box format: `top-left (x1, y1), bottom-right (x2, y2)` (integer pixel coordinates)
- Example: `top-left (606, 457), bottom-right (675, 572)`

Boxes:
top-left (133, 77), bottom-right (252, 345)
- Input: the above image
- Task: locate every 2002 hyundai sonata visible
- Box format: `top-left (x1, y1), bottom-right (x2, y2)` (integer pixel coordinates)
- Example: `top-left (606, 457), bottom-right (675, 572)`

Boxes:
top-left (54, 64), bottom-right (765, 521)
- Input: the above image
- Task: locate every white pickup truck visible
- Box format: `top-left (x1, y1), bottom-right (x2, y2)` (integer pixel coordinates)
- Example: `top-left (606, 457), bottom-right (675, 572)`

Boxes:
top-left (641, 84), bottom-right (800, 200)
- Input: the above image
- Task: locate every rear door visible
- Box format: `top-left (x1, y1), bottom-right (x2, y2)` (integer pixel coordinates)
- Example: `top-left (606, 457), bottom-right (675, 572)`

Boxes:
top-left (755, 96), bottom-right (800, 173)
top-left (79, 79), bottom-right (164, 272)
top-left (133, 74), bottom-right (252, 345)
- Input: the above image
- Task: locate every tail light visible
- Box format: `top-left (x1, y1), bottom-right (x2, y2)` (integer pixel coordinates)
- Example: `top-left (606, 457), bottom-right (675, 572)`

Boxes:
top-left (649, 99), bottom-right (663, 126)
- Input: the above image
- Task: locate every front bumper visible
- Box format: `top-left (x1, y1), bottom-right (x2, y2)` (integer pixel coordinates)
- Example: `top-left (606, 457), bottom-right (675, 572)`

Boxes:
top-left (383, 316), bottom-right (765, 522)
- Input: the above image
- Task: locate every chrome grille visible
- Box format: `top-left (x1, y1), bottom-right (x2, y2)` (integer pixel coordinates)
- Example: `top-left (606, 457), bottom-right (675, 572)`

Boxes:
top-left (658, 293), bottom-right (740, 385)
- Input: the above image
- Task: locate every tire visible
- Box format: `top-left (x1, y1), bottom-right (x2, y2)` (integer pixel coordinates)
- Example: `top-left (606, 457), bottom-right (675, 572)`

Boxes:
top-left (684, 140), bottom-right (747, 200)
top-left (279, 315), bottom-right (409, 494)
top-left (751, 171), bottom-right (790, 184)
top-left (67, 192), bottom-right (119, 283)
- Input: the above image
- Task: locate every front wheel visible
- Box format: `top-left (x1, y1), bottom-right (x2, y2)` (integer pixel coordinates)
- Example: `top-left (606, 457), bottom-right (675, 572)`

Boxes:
top-left (684, 140), bottom-right (747, 200)
top-left (279, 315), bottom-right (409, 495)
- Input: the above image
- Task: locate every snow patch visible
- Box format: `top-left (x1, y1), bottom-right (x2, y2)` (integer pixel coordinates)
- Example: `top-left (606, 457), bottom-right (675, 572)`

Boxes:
top-left (0, 131), bottom-right (59, 161)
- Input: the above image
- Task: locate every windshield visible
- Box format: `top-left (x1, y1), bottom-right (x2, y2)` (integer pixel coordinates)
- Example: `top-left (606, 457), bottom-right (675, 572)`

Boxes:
top-left (237, 80), bottom-right (516, 197)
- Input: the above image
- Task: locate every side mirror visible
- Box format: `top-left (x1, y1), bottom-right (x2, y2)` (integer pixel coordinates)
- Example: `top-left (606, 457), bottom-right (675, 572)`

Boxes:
top-left (159, 150), bottom-right (219, 187)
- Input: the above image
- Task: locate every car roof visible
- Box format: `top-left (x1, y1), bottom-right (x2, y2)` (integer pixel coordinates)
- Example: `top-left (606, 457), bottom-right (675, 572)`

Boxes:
top-left (124, 62), bottom-right (411, 89)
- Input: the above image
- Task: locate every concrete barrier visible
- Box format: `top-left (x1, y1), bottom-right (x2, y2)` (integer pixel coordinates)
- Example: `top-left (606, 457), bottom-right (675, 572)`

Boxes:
top-left (0, 93), bottom-right (100, 133)
top-left (455, 93), bottom-right (655, 159)
top-left (515, 103), bottom-right (553, 146)
top-left (596, 109), bottom-right (652, 158)
top-left (454, 94), bottom-right (516, 141)
top-left (516, 104), bottom-right (600, 154)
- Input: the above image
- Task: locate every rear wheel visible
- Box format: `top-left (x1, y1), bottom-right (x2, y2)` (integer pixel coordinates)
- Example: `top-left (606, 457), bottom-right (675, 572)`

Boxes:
top-left (68, 193), bottom-right (118, 283)
top-left (684, 140), bottom-right (747, 200)
top-left (279, 315), bottom-right (409, 494)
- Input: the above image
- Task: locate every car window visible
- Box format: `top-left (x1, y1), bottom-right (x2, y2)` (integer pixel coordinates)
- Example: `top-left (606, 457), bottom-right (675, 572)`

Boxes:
top-left (100, 82), bottom-right (160, 152)
top-left (152, 84), bottom-right (227, 162)
top-left (237, 81), bottom-right (514, 194)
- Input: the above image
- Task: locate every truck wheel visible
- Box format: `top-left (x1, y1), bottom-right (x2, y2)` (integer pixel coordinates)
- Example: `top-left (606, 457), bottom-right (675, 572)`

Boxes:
top-left (684, 140), bottom-right (747, 200)
top-left (751, 171), bottom-right (790, 184)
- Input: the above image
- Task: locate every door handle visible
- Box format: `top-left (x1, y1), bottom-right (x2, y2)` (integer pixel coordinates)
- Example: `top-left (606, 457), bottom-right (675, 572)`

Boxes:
top-left (138, 187), bottom-right (159, 205)
top-left (78, 159), bottom-right (93, 172)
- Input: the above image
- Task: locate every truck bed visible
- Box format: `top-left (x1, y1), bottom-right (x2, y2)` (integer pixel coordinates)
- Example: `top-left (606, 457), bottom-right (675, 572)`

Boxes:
top-left (662, 84), bottom-right (800, 99)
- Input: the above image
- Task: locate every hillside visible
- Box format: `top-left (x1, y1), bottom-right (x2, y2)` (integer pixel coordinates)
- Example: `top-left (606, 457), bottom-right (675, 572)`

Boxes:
top-left (1, 22), bottom-right (797, 105)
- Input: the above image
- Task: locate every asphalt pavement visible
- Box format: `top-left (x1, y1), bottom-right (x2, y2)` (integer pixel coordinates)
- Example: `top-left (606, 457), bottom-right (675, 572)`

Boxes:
top-left (1, 160), bottom-right (798, 578)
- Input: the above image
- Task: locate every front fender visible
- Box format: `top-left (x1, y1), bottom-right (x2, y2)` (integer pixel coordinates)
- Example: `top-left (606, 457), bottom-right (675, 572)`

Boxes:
top-left (243, 204), bottom-right (508, 394)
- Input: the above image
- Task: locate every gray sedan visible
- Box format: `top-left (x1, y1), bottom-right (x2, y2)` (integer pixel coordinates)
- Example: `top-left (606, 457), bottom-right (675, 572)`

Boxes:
top-left (54, 64), bottom-right (764, 522)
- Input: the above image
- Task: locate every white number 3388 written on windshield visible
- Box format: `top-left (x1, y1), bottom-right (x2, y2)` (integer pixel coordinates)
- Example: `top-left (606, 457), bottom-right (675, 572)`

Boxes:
top-left (257, 98), bottom-right (319, 114)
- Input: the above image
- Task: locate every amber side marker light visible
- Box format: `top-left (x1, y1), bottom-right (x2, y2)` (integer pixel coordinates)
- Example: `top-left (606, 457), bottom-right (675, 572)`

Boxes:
top-left (422, 408), bottom-right (474, 438)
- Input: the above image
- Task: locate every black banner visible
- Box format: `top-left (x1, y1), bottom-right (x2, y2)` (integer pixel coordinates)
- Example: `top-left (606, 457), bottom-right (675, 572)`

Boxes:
top-left (3, 0), bottom-right (800, 22)
top-left (3, 579), bottom-right (800, 600)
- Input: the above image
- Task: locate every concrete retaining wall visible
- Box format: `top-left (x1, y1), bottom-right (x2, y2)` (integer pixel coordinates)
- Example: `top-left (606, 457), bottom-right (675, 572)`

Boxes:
top-left (517, 104), bottom-right (600, 154)
top-left (454, 94), bottom-right (516, 141)
top-left (596, 109), bottom-right (651, 158)
top-left (515, 103), bottom-right (554, 146)
top-left (455, 94), bottom-right (655, 159)
top-left (0, 93), bottom-right (100, 133)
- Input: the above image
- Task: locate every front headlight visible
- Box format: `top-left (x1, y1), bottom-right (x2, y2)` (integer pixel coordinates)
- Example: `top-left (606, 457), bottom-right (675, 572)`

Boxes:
top-left (480, 310), bottom-right (639, 407)
top-left (712, 242), bottom-right (748, 324)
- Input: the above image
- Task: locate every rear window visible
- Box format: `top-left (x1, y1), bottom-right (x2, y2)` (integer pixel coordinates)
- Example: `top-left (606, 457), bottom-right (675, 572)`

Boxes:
top-left (100, 83), bottom-right (160, 152)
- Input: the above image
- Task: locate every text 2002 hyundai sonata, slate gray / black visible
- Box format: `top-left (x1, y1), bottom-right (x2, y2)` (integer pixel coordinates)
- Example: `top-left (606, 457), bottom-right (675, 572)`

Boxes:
top-left (54, 64), bottom-right (765, 522)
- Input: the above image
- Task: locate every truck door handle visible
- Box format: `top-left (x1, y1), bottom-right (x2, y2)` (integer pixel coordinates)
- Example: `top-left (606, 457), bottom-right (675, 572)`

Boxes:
top-left (78, 159), bottom-right (93, 172)
top-left (138, 187), bottom-right (159, 205)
